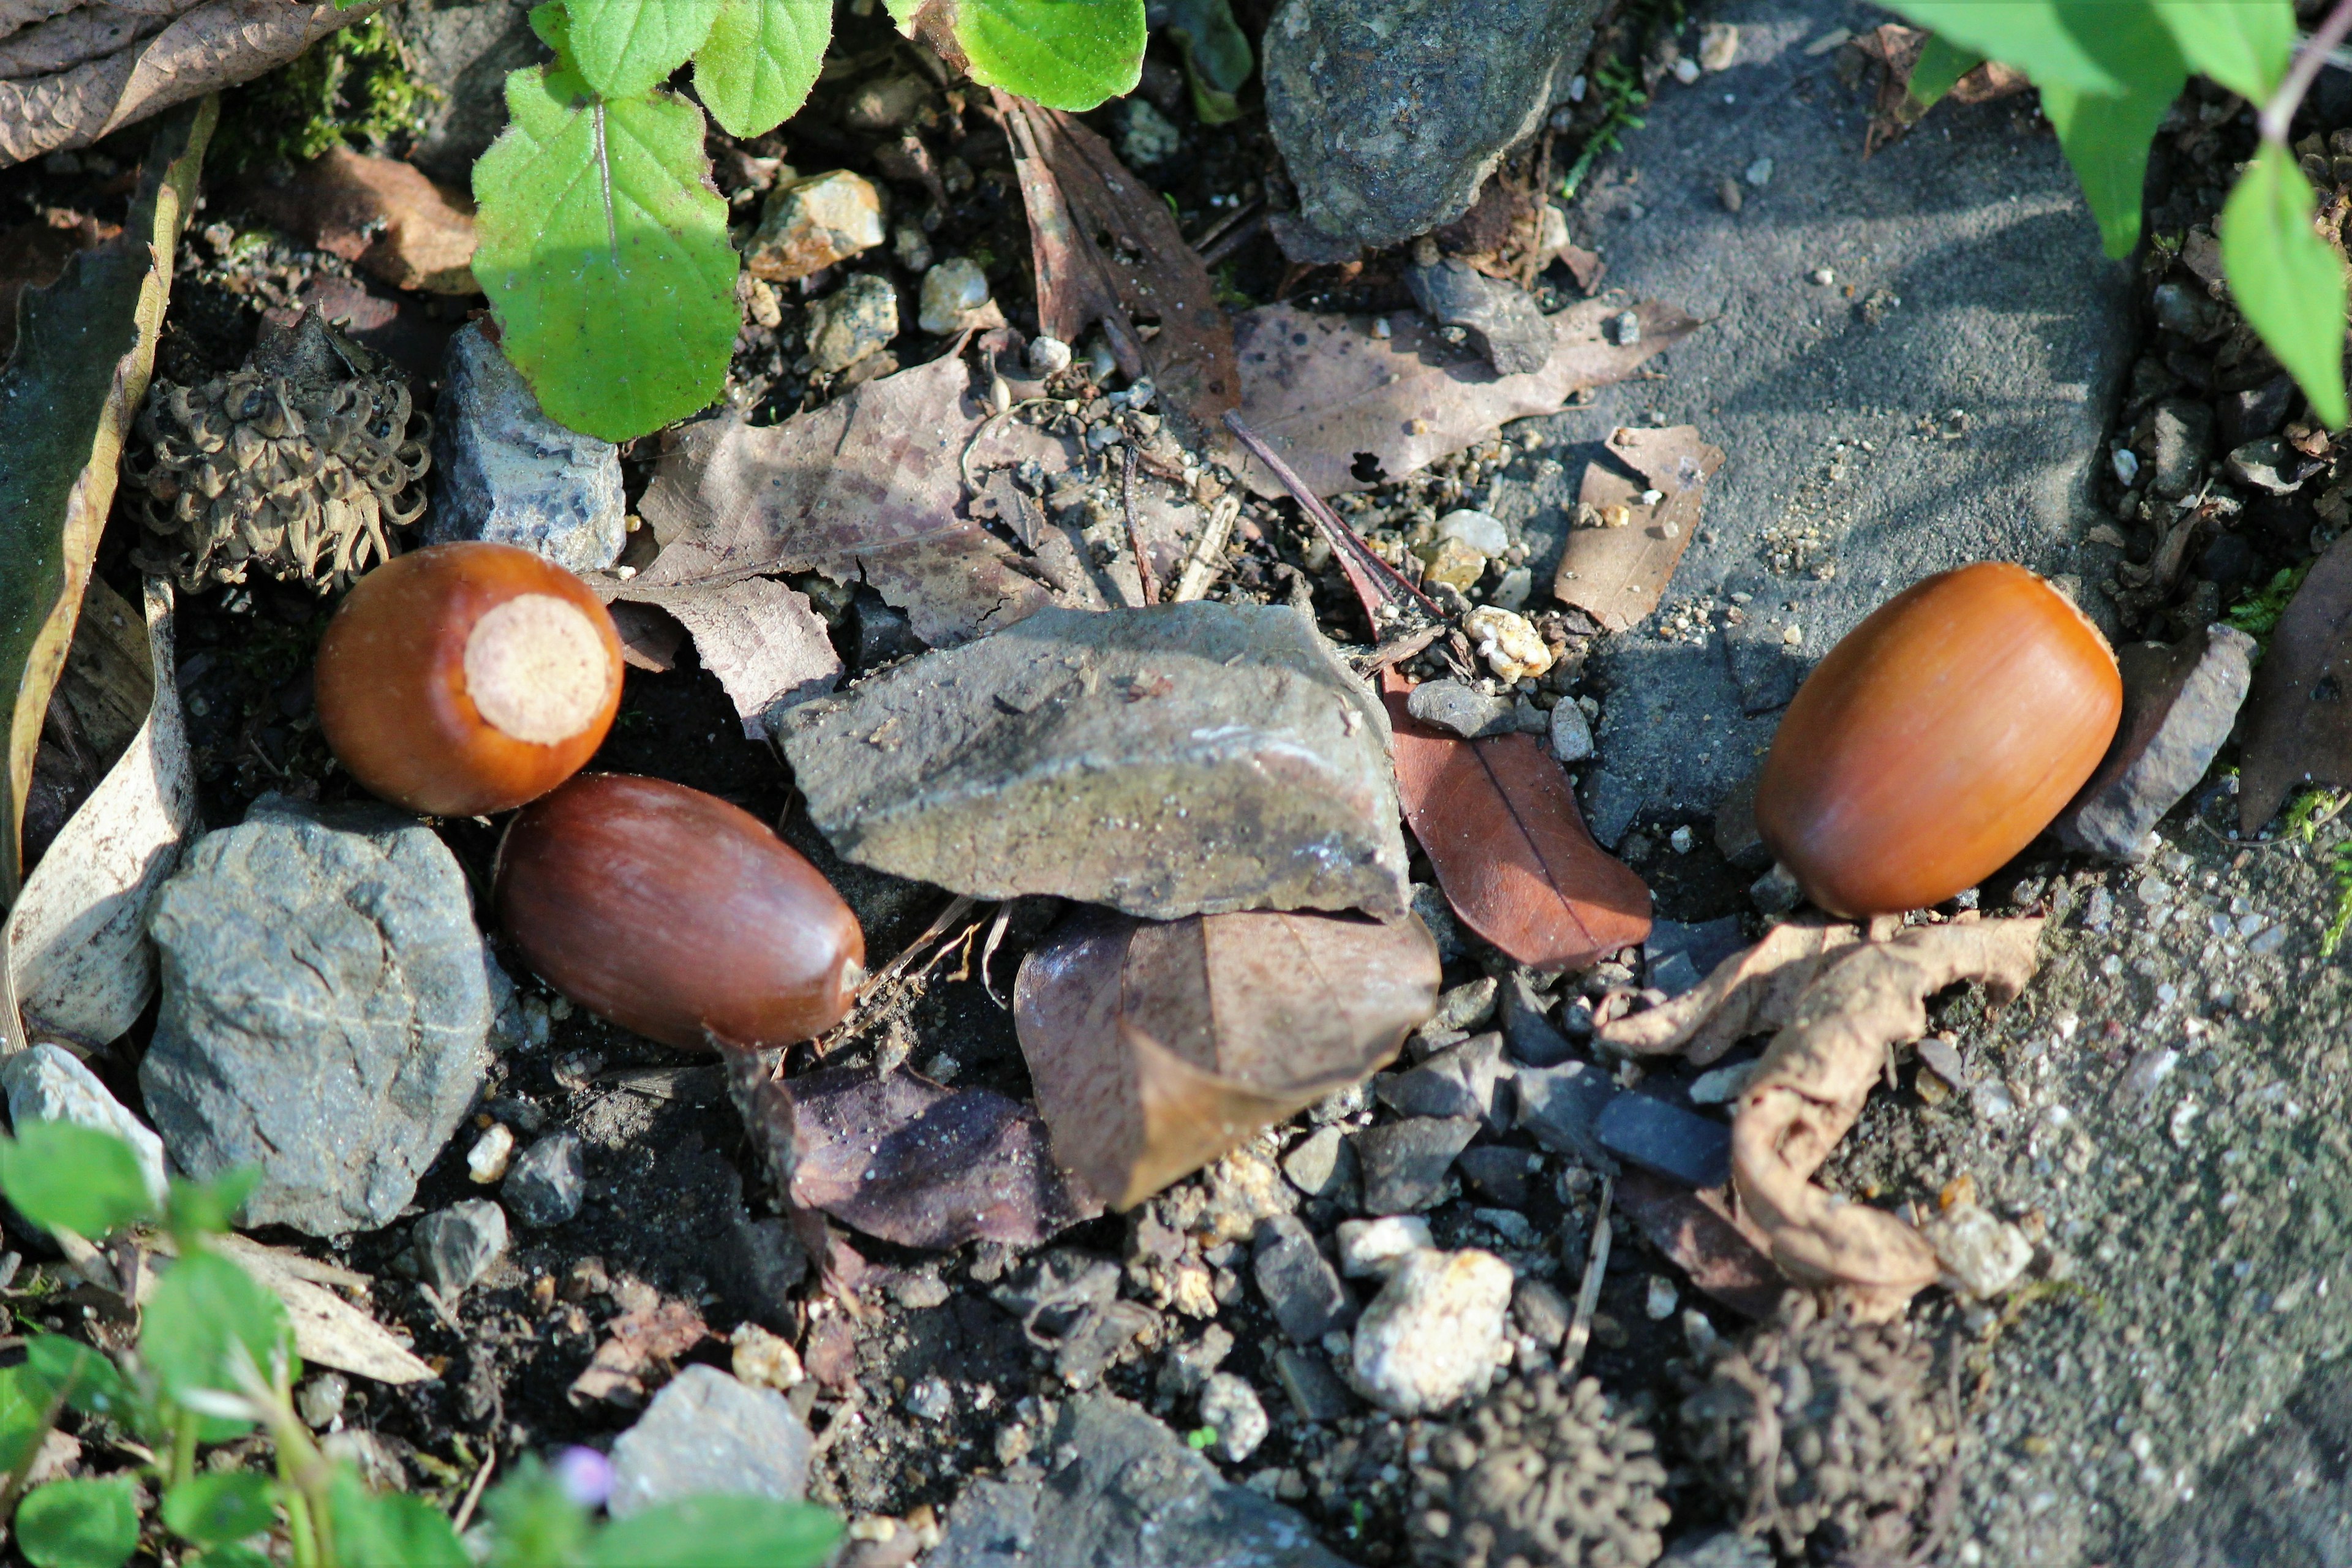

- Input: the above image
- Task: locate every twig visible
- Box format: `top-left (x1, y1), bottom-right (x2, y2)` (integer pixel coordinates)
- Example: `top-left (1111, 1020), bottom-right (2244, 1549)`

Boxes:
top-left (1356, 622), bottom-right (1447, 674)
top-left (1121, 446), bottom-right (1161, 605)
top-left (1172, 495), bottom-right (1240, 603)
top-left (1560, 1175), bottom-right (1614, 1374)
top-left (1187, 197), bottom-right (1264, 257)
top-left (2262, 0), bottom-right (2352, 145)
top-left (1220, 411), bottom-right (1447, 624)
top-left (1197, 209), bottom-right (1267, 270)
top-left (451, 1447), bottom-right (497, 1534)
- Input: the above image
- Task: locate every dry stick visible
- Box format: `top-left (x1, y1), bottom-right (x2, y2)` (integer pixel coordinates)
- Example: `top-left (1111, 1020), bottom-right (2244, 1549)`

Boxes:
top-left (1121, 445), bottom-right (1161, 605)
top-left (977, 902), bottom-right (1017, 1008)
top-left (1197, 209), bottom-right (1268, 270)
top-left (1219, 411), bottom-right (1447, 624)
top-left (1559, 1175), bottom-right (1614, 1374)
top-left (451, 1447), bottom-right (498, 1535)
top-left (1172, 495), bottom-right (1240, 603)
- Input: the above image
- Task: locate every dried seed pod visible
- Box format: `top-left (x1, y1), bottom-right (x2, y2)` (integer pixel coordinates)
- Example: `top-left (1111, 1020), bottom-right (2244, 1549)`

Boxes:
top-left (1754, 562), bottom-right (2120, 916)
top-left (493, 774), bottom-right (865, 1050)
top-left (1411, 1372), bottom-right (1671, 1568)
top-left (315, 542), bottom-right (622, 816)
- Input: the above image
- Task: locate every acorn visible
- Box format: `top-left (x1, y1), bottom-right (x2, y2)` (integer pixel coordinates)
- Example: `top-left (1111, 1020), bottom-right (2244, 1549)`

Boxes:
top-left (314, 542), bottom-right (623, 817)
top-left (1755, 562), bottom-right (2121, 917)
top-left (493, 774), bottom-right (865, 1050)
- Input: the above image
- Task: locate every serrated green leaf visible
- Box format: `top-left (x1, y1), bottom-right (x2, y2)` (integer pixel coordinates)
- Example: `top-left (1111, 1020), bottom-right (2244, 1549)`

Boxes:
top-left (1879, 0), bottom-right (2126, 93)
top-left (328, 1471), bottom-right (470, 1568)
top-left (564, 0), bottom-right (725, 99)
top-left (693, 0), bottom-right (831, 138)
top-left (23, 1335), bottom-right (127, 1419)
top-left (1907, 33), bottom-right (1981, 111)
top-left (17, 1479), bottom-right (139, 1568)
top-left (584, 1497), bottom-right (842, 1568)
top-left (141, 1251), bottom-right (295, 1409)
top-left (473, 69), bottom-right (738, 441)
top-left (2222, 141), bottom-right (2350, 429)
top-left (0, 1123), bottom-right (156, 1239)
top-left (889, 0), bottom-right (1144, 110)
top-left (162, 1472), bottom-right (275, 1547)
top-left (2038, 1), bottom-right (2182, 259)
top-left (2149, 0), bottom-right (2295, 102)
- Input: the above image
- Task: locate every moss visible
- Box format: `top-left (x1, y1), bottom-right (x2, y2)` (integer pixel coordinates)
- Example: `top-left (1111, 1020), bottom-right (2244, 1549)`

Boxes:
top-left (214, 15), bottom-right (439, 175)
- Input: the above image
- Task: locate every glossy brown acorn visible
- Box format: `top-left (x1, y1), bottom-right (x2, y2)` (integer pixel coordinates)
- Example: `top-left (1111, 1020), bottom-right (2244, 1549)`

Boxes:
top-left (494, 774), bottom-right (865, 1050)
top-left (1755, 561), bottom-right (2122, 917)
top-left (314, 542), bottom-right (623, 817)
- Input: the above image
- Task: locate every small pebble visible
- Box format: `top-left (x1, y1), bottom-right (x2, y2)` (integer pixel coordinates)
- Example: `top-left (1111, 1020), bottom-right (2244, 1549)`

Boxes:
top-left (731, 1323), bottom-right (806, 1392)
top-left (1645, 1275), bottom-right (1679, 1321)
top-left (1671, 55), bottom-right (1701, 83)
top-left (1809, 266), bottom-right (1834, 285)
top-left (298, 1373), bottom-right (349, 1430)
top-left (918, 257), bottom-right (992, 335)
top-left (466, 1123), bottom-right (515, 1184)
top-left (905, 1374), bottom-right (954, 1422)
top-left (1199, 1372), bottom-right (1270, 1463)
top-left (1337, 1215), bottom-right (1434, 1277)
top-left (1744, 156), bottom-right (1774, 187)
top-left (1350, 1250), bottom-right (1513, 1415)
top-left (1028, 335), bottom-right (1074, 375)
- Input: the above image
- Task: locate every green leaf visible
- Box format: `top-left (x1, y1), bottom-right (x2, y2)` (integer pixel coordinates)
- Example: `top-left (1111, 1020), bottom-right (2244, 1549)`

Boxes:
top-left (188, 1549), bottom-right (273, 1568)
top-left (2222, 141), bottom-right (2350, 430)
top-left (1877, 0), bottom-right (2128, 92)
top-left (584, 1497), bottom-right (843, 1568)
top-left (141, 1251), bottom-right (296, 1408)
top-left (482, 1456), bottom-right (592, 1568)
top-left (563, 0), bottom-right (725, 99)
top-left (0, 101), bottom-right (210, 933)
top-left (22, 1335), bottom-right (127, 1419)
top-left (164, 1168), bottom-right (260, 1243)
top-left (473, 69), bottom-right (738, 441)
top-left (2149, 0), bottom-right (2296, 101)
top-left (1160, 0), bottom-right (1251, 124)
top-left (162, 1472), bottom-right (276, 1547)
top-left (693, 0), bottom-right (831, 138)
top-left (17, 1479), bottom-right (140, 1568)
top-left (0, 1123), bottom-right (156, 1239)
top-left (2038, 0), bottom-right (2183, 260)
top-left (1906, 33), bottom-right (1981, 111)
top-left (888, 0), bottom-right (1145, 111)
top-left (0, 1366), bottom-right (56, 1474)
top-left (327, 1471), bottom-right (470, 1568)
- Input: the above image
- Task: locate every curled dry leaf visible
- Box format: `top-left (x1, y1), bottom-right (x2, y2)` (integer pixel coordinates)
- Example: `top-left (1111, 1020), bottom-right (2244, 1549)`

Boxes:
top-left (1597, 920), bottom-right (1862, 1065)
top-left (570, 1297), bottom-right (710, 1408)
top-left (242, 146), bottom-right (477, 296)
top-left (1732, 918), bottom-right (2044, 1321)
top-left (2237, 528), bottom-right (2352, 834)
top-left (602, 578), bottom-right (840, 740)
top-left (1012, 905), bottom-right (1440, 1209)
top-left (1555, 425), bottom-right (1726, 633)
top-left (1383, 677), bottom-right (1650, 972)
top-left (1226, 298), bottom-right (1701, 500)
top-left (5, 576), bottom-right (199, 1047)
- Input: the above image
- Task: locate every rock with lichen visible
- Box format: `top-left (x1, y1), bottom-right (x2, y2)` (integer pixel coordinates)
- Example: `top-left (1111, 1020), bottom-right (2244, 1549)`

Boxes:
top-left (124, 309), bottom-right (430, 592)
top-left (1679, 1295), bottom-right (1951, 1561)
top-left (1411, 1371), bottom-right (1672, 1568)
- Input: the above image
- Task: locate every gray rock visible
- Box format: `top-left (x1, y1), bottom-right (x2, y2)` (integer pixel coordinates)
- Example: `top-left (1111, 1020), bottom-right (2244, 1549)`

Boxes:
top-left (1500, 971), bottom-right (1575, 1067)
top-left (1512, 1278), bottom-right (1573, 1347)
top-left (1596, 1095), bottom-right (1730, 1188)
top-left (140, 797), bottom-right (496, 1236)
top-left (1515, 1059), bottom-right (1618, 1166)
top-left (1272, 1347), bottom-right (1355, 1422)
top-left (1712, 772), bottom-right (1770, 872)
top-left (1405, 677), bottom-right (1518, 739)
top-left (1281, 1125), bottom-right (1357, 1201)
top-left (928, 1393), bottom-right (1350, 1567)
top-left (413, 1199), bottom-right (506, 1293)
top-left (2218, 374), bottom-right (2296, 448)
top-left (1646, 917), bottom-right (1745, 996)
top-left (1458, 1144), bottom-right (1535, 1208)
top-left (1352, 1115), bottom-right (1478, 1213)
top-left (502, 1130), bottom-right (585, 1227)
top-left (1431, 976), bottom-right (1499, 1033)
top-left (1197, 1372), bottom-right (1269, 1463)
top-left (2226, 437), bottom-right (2319, 496)
top-left (1376, 1032), bottom-right (1511, 1125)
top-left (1263, 0), bottom-right (1600, 249)
top-left (2051, 624), bottom-right (2253, 860)
top-left (2, 1044), bottom-right (167, 1205)
top-left (1550, 698), bottom-right (1595, 763)
top-left (1406, 258), bottom-right (1555, 376)
top-left (2148, 399), bottom-right (2213, 498)
top-left (607, 1365), bottom-right (812, 1518)
top-left (806, 273), bottom-right (900, 372)
top-left (386, 1), bottom-right (543, 184)
top-left (428, 323), bottom-right (625, 573)
top-left (1252, 1215), bottom-right (1355, 1341)
top-left (777, 605), bottom-right (1411, 921)
top-left (2149, 281), bottom-right (2223, 341)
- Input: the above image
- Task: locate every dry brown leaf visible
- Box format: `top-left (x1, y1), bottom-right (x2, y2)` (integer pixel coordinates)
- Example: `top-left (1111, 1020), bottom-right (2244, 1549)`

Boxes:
top-left (1850, 23), bottom-right (2030, 155)
top-left (1384, 679), bottom-right (1651, 972)
top-left (243, 147), bottom-right (476, 295)
top-left (635, 351), bottom-right (1071, 647)
top-left (0, 1), bottom-right (377, 169)
top-left (569, 1297), bottom-right (709, 1407)
top-left (1613, 1173), bottom-right (1785, 1319)
top-left (1599, 921), bottom-right (1863, 1065)
top-left (0, 216), bottom-right (115, 360)
top-left (1013, 905), bottom-right (1439, 1208)
top-left (995, 92), bottom-right (1236, 442)
top-left (1555, 425), bottom-right (1726, 633)
top-left (1732, 918), bottom-right (2043, 1320)
top-left (140, 1233), bottom-right (431, 1385)
top-left (1226, 298), bottom-right (1700, 499)
top-left (608, 577), bottom-right (840, 740)
top-left (2237, 528), bottom-right (2352, 832)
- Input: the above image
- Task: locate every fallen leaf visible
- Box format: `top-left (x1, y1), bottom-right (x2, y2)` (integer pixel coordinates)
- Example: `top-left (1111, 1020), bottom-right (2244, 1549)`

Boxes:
top-left (1732, 918), bottom-right (2044, 1321)
top-left (0, 100), bottom-right (208, 1052)
top-left (0, 1), bottom-right (374, 168)
top-left (1613, 1173), bottom-right (1785, 1319)
top-left (204, 1235), bottom-right (432, 1385)
top-left (1849, 23), bottom-right (2030, 155)
top-left (1227, 297), bottom-right (1700, 499)
top-left (2238, 528), bottom-right (2352, 833)
top-left (996, 92), bottom-right (1236, 441)
top-left (0, 216), bottom-right (116, 360)
top-left (6, 578), bottom-right (199, 1048)
top-left (748, 1065), bottom-right (1101, 1250)
top-left (1012, 905), bottom-right (1439, 1208)
top-left (609, 578), bottom-right (841, 740)
top-left (605, 600), bottom-right (686, 673)
top-left (569, 1297), bottom-right (710, 1407)
top-left (1598, 920), bottom-right (1862, 1065)
top-left (1555, 425), bottom-right (1726, 633)
top-left (1383, 678), bottom-right (1651, 971)
top-left (636, 350), bottom-right (1068, 646)
top-left (243, 146), bottom-right (477, 295)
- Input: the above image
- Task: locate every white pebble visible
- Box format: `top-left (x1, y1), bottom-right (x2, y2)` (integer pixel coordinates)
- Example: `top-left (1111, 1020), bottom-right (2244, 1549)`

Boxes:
top-left (466, 1123), bottom-right (515, 1184)
top-left (1924, 1204), bottom-right (2033, 1298)
top-left (1645, 1275), bottom-right (1679, 1320)
top-left (1351, 1250), bottom-right (1514, 1416)
top-left (1672, 55), bottom-right (1701, 83)
top-left (1810, 266), bottom-right (1834, 285)
top-left (1337, 1215), bottom-right (1433, 1278)
top-left (1199, 1372), bottom-right (1269, 1463)
top-left (1435, 508), bottom-right (1510, 556)
top-left (1027, 334), bottom-right (1073, 375)
top-left (1745, 156), bottom-right (1774, 187)
top-left (730, 1323), bottom-right (805, 1391)
top-left (918, 257), bottom-right (991, 335)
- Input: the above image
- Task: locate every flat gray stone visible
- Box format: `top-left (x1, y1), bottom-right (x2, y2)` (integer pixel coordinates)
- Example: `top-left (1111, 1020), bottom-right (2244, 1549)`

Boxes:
top-left (140, 796), bottom-right (496, 1236)
top-left (1646, 918), bottom-right (1746, 995)
top-left (413, 1198), bottom-right (505, 1293)
top-left (928, 1393), bottom-right (1350, 1568)
top-left (777, 604), bottom-right (1410, 921)
top-left (2051, 624), bottom-right (2253, 860)
top-left (1376, 1031), bottom-right (1511, 1125)
top-left (1406, 677), bottom-right (1517, 739)
top-left (1263, 0), bottom-right (1600, 251)
top-left (1500, 972), bottom-right (1575, 1066)
top-left (1351, 1115), bottom-right (1477, 1214)
top-left (607, 1365), bottom-right (812, 1518)
top-left (1515, 1059), bottom-right (1618, 1167)
top-left (2147, 398), bottom-right (2212, 498)
top-left (1252, 1215), bottom-right (1355, 1342)
top-left (1273, 1347), bottom-right (1355, 1422)
top-left (428, 323), bottom-right (625, 573)
top-left (2, 1044), bottom-right (167, 1205)
top-left (1491, 0), bottom-right (2135, 833)
top-left (1281, 1125), bottom-right (1357, 1201)
top-left (1596, 1094), bottom-right (1730, 1188)
top-left (1407, 258), bottom-right (1555, 376)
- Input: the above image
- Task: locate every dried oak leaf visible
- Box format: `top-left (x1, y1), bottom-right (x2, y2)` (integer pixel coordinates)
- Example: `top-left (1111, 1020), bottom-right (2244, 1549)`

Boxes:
top-left (1383, 678), bottom-right (1651, 972)
top-left (598, 577), bottom-right (839, 740)
top-left (0, 213), bottom-right (115, 360)
top-left (1597, 919), bottom-right (1863, 1065)
top-left (2238, 527), bottom-right (2352, 833)
top-left (995, 91), bottom-right (1236, 442)
top-left (242, 146), bottom-right (477, 296)
top-left (568, 1297), bottom-right (709, 1407)
top-left (1555, 424), bottom-right (1726, 633)
top-left (1227, 298), bottom-right (1700, 500)
top-left (1013, 905), bottom-right (1439, 1208)
top-left (1732, 918), bottom-right (2043, 1321)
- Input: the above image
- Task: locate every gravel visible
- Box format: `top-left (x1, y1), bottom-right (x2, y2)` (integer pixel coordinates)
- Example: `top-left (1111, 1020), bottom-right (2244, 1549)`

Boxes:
top-left (1349, 1247), bottom-right (1513, 1415)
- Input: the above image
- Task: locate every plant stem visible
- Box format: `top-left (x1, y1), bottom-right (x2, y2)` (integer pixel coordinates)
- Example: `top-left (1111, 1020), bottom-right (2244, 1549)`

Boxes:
top-left (171, 1406), bottom-right (198, 1489)
top-left (2261, 0), bottom-right (2352, 145)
